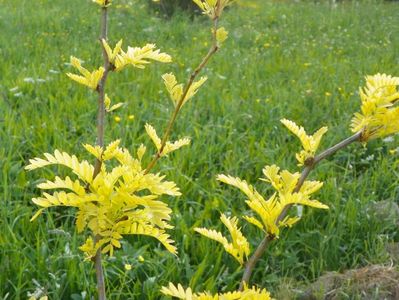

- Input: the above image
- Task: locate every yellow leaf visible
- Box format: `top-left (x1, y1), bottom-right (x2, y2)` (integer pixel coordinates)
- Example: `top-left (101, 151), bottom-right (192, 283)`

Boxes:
top-left (66, 56), bottom-right (104, 90)
top-left (93, 0), bottom-right (112, 7)
top-left (115, 44), bottom-right (171, 71)
top-left (193, 0), bottom-right (232, 19)
top-left (280, 119), bottom-right (328, 166)
top-left (242, 215), bottom-right (264, 231)
top-left (215, 27), bottom-right (228, 45)
top-left (104, 94), bottom-right (111, 111)
top-left (137, 144), bottom-right (146, 161)
top-left (37, 176), bottom-right (86, 196)
top-left (26, 149), bottom-right (94, 183)
top-left (145, 123), bottom-right (162, 150)
top-left (30, 208), bottom-right (45, 222)
top-left (162, 73), bottom-right (183, 106)
top-left (108, 102), bottom-right (124, 112)
top-left (162, 73), bottom-right (207, 108)
top-left (195, 213), bottom-right (249, 265)
top-left (163, 138), bottom-right (191, 156)
top-left (83, 143), bottom-right (103, 160)
top-left (27, 142), bottom-right (181, 259)
top-left (219, 166), bottom-right (328, 237)
top-left (102, 39), bottom-right (122, 63)
top-left (351, 73), bottom-right (399, 141)
top-left (160, 283), bottom-right (194, 299)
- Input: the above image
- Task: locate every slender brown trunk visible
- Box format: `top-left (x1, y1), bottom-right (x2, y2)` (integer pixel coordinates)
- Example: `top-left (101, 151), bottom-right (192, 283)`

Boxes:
top-left (93, 6), bottom-right (110, 300)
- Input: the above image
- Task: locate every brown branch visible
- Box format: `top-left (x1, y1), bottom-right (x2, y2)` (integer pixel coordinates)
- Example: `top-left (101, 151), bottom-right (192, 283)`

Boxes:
top-left (239, 235), bottom-right (273, 291)
top-left (93, 6), bottom-right (111, 300)
top-left (145, 16), bottom-right (220, 174)
top-left (239, 131), bottom-right (363, 290)
top-left (94, 234), bottom-right (106, 300)
top-left (93, 6), bottom-right (112, 177)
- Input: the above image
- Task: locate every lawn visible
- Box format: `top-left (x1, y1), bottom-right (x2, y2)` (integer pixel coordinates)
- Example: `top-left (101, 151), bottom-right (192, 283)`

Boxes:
top-left (1, 0), bottom-right (399, 298)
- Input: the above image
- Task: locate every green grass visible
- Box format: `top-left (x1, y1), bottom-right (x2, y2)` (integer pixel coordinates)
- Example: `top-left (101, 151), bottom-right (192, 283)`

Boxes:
top-left (1, 0), bottom-right (399, 298)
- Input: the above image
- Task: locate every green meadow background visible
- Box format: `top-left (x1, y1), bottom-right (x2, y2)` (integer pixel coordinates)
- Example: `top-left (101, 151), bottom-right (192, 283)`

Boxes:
top-left (1, 0), bottom-right (399, 298)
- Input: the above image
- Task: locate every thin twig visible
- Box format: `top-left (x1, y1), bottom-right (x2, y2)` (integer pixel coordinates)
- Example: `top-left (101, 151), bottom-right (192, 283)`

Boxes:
top-left (239, 131), bottom-right (362, 290)
top-left (93, 5), bottom-right (111, 300)
top-left (239, 235), bottom-right (273, 291)
top-left (145, 16), bottom-right (220, 173)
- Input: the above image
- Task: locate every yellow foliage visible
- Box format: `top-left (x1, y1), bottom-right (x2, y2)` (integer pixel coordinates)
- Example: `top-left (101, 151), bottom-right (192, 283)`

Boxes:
top-left (115, 44), bottom-right (171, 71)
top-left (194, 213), bottom-right (250, 264)
top-left (351, 73), bottom-right (399, 141)
top-left (193, 0), bottom-right (232, 19)
top-left (145, 124), bottom-right (191, 156)
top-left (215, 27), bottom-right (229, 45)
top-left (161, 282), bottom-right (273, 299)
top-left (102, 39), bottom-right (123, 63)
top-left (162, 73), bottom-right (207, 108)
top-left (281, 119), bottom-right (328, 166)
top-left (66, 56), bottom-right (104, 90)
top-left (104, 94), bottom-right (124, 112)
top-left (93, 0), bottom-right (112, 7)
top-left (217, 166), bottom-right (327, 237)
top-left (26, 141), bottom-right (181, 258)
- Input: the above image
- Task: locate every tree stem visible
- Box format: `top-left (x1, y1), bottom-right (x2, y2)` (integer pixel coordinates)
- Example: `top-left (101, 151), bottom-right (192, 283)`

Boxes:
top-left (94, 234), bottom-right (106, 300)
top-left (93, 6), bottom-right (110, 300)
top-left (239, 131), bottom-right (362, 290)
top-left (239, 235), bottom-right (272, 291)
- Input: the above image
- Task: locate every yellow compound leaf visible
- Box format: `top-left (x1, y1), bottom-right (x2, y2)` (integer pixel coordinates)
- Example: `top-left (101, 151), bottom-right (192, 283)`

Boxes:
top-left (351, 73), bottom-right (399, 141)
top-left (102, 139), bottom-right (122, 160)
top-left (217, 174), bottom-right (260, 202)
top-left (93, 0), bottom-right (112, 7)
top-left (195, 213), bottom-right (249, 265)
top-left (160, 283), bottom-right (274, 299)
top-left (32, 191), bottom-right (84, 208)
top-left (162, 73), bottom-right (183, 106)
top-left (194, 227), bottom-right (229, 248)
top-left (104, 94), bottom-right (124, 112)
top-left (37, 176), bottom-right (86, 196)
top-left (26, 149), bottom-right (94, 183)
top-left (219, 166), bottom-right (328, 237)
top-left (261, 165), bottom-right (281, 191)
top-left (215, 27), bottom-right (228, 45)
top-left (137, 144), bottom-right (146, 161)
top-left (160, 283), bottom-right (194, 299)
top-left (66, 56), bottom-right (104, 90)
top-left (83, 144), bottom-right (103, 160)
top-left (185, 76), bottom-right (207, 106)
top-left (119, 222), bottom-right (177, 255)
top-left (140, 173), bottom-right (182, 196)
top-left (145, 123), bottom-right (162, 150)
top-left (108, 102), bottom-right (124, 112)
top-left (220, 214), bottom-right (250, 263)
top-left (281, 193), bottom-right (329, 210)
top-left (79, 236), bottom-right (97, 259)
top-left (104, 94), bottom-right (111, 111)
top-left (193, 0), bottom-right (232, 19)
top-left (102, 39), bottom-right (122, 63)
top-left (242, 215), bottom-right (264, 231)
top-left (115, 44), bottom-right (171, 71)
top-left (279, 216), bottom-right (301, 228)
top-left (145, 123), bottom-right (190, 156)
top-left (162, 73), bottom-right (207, 108)
top-left (280, 119), bottom-right (328, 166)
top-left (300, 180), bottom-right (324, 196)
top-left (163, 138), bottom-right (191, 156)
top-left (27, 140), bottom-right (181, 258)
